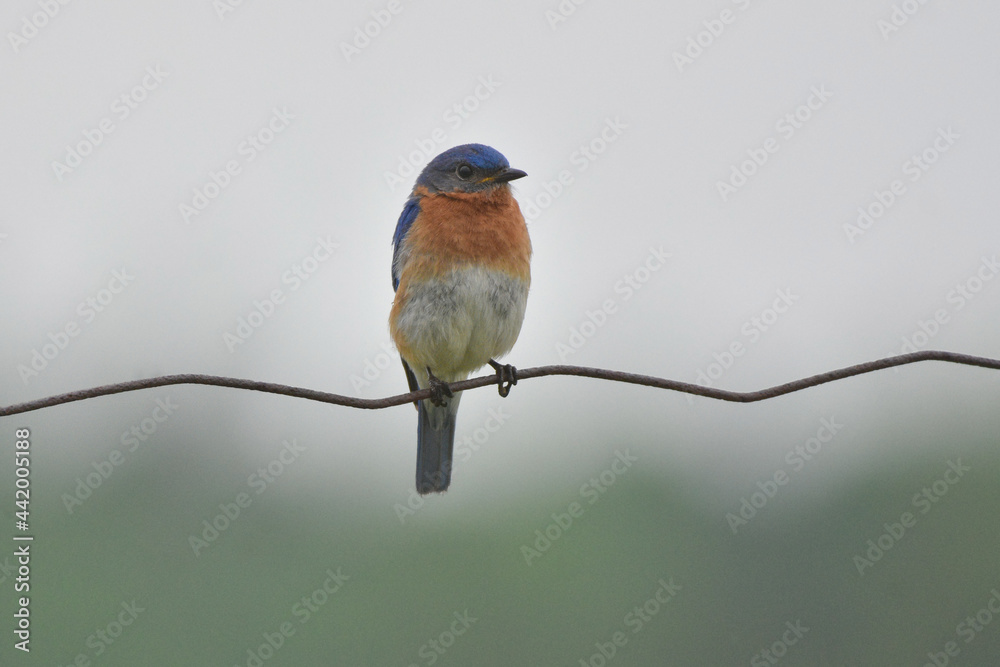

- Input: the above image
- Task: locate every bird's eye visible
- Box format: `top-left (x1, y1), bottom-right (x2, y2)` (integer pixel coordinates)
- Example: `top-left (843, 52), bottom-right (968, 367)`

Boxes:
top-left (456, 164), bottom-right (474, 180)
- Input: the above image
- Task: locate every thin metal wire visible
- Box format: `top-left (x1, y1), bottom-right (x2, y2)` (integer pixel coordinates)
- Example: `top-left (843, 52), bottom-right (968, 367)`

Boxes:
top-left (1, 350), bottom-right (998, 417)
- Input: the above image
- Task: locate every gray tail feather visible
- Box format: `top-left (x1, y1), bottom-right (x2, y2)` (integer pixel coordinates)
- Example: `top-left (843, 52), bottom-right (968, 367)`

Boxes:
top-left (416, 400), bottom-right (457, 494)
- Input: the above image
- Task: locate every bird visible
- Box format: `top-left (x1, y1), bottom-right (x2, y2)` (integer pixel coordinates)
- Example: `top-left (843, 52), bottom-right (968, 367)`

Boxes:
top-left (389, 144), bottom-right (531, 494)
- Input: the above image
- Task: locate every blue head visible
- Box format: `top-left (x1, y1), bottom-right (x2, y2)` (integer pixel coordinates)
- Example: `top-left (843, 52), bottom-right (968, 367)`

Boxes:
top-left (413, 144), bottom-right (526, 194)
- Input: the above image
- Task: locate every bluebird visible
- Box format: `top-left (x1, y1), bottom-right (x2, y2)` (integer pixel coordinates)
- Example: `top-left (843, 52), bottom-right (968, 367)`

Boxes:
top-left (390, 144), bottom-right (531, 494)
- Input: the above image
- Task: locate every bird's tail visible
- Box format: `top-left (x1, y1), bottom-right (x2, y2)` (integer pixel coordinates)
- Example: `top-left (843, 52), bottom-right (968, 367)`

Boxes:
top-left (416, 394), bottom-right (461, 494)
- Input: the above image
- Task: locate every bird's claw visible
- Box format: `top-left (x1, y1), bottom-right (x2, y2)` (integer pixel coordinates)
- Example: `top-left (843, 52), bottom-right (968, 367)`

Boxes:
top-left (488, 359), bottom-right (517, 398)
top-left (426, 367), bottom-right (453, 407)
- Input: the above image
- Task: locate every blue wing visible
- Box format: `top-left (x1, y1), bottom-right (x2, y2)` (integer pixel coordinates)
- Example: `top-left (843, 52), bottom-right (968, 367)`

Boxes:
top-left (391, 197), bottom-right (421, 291)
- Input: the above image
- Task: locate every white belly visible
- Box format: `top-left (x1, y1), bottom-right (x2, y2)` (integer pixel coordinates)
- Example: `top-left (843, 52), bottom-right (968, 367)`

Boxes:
top-left (395, 265), bottom-right (529, 381)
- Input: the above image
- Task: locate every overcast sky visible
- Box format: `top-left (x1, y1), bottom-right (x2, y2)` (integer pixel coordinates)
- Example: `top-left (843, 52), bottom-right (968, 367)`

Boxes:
top-left (2, 1), bottom-right (999, 662)
top-left (4, 0), bottom-right (997, 490)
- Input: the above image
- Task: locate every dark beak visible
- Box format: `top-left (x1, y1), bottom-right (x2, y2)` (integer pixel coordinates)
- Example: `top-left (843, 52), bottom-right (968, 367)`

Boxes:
top-left (492, 167), bottom-right (527, 183)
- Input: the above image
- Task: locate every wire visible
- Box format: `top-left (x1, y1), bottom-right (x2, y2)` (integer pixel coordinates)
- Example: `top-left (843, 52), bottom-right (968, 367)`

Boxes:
top-left (2, 350), bottom-right (998, 417)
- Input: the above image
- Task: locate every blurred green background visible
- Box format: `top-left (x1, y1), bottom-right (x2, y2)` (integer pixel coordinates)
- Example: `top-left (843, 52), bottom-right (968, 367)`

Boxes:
top-left (2, 379), bottom-right (999, 666)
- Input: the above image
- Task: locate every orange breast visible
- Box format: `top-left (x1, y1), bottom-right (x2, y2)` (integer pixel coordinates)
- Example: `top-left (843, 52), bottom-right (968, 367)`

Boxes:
top-left (402, 186), bottom-right (532, 282)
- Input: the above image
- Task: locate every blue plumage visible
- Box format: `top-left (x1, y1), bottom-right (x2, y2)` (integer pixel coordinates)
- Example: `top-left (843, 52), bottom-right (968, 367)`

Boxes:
top-left (412, 143), bottom-right (523, 195)
top-left (389, 143), bottom-right (530, 494)
top-left (391, 197), bottom-right (421, 290)
top-left (418, 143), bottom-right (510, 186)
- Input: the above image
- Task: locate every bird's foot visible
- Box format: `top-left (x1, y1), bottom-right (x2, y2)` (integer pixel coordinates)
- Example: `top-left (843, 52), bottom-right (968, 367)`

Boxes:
top-left (425, 367), bottom-right (453, 407)
top-left (488, 359), bottom-right (517, 398)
